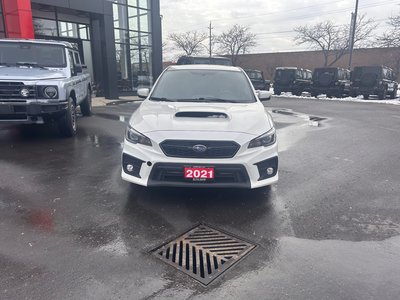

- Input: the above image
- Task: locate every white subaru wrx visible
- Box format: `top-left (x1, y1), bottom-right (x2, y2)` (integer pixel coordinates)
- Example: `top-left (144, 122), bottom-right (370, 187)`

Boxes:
top-left (121, 65), bottom-right (278, 189)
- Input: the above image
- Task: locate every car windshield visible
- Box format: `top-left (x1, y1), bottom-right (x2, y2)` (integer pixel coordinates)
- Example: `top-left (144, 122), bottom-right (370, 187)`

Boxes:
top-left (150, 69), bottom-right (256, 103)
top-left (0, 42), bottom-right (66, 68)
top-left (246, 71), bottom-right (263, 80)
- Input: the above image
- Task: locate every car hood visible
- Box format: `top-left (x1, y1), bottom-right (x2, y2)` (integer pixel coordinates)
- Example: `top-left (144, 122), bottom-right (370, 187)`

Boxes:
top-left (0, 66), bottom-right (66, 80)
top-left (130, 100), bottom-right (273, 137)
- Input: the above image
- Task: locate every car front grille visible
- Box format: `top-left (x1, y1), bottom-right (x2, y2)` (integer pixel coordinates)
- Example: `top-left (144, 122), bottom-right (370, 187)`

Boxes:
top-left (0, 82), bottom-right (36, 101)
top-left (148, 163), bottom-right (250, 188)
top-left (160, 140), bottom-right (240, 159)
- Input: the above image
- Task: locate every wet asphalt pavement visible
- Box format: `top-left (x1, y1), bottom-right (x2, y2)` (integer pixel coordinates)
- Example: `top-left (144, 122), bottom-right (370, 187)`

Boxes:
top-left (1, 97), bottom-right (400, 299)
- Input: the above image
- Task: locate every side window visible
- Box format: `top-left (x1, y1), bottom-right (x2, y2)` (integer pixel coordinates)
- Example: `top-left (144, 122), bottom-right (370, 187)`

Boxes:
top-left (73, 52), bottom-right (81, 66)
top-left (68, 50), bottom-right (75, 76)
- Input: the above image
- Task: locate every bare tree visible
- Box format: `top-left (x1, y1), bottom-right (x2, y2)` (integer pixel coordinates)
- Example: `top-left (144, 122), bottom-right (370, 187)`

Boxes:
top-left (294, 14), bottom-right (376, 66)
top-left (168, 31), bottom-right (207, 56)
top-left (377, 15), bottom-right (400, 47)
top-left (217, 24), bottom-right (257, 66)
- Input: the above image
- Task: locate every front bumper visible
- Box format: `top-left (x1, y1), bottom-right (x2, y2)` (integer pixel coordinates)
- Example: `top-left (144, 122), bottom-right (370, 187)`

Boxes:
top-left (121, 140), bottom-right (279, 189)
top-left (0, 99), bottom-right (68, 124)
top-left (351, 86), bottom-right (384, 95)
top-left (310, 86), bottom-right (346, 95)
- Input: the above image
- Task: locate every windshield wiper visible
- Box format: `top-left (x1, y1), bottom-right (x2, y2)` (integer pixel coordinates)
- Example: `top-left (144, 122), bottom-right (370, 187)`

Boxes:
top-left (149, 96), bottom-right (177, 102)
top-left (16, 62), bottom-right (48, 69)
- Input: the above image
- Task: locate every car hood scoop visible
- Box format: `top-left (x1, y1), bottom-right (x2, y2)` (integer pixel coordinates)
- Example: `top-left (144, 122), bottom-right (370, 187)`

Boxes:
top-left (175, 111), bottom-right (229, 119)
top-left (131, 101), bottom-right (273, 136)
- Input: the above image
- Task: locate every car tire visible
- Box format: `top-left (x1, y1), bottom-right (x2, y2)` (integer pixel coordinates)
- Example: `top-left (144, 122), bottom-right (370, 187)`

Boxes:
top-left (378, 88), bottom-right (387, 100)
top-left (390, 88), bottom-right (397, 99)
top-left (58, 97), bottom-right (77, 137)
top-left (274, 90), bottom-right (281, 96)
top-left (363, 94), bottom-right (369, 100)
top-left (80, 88), bottom-right (92, 116)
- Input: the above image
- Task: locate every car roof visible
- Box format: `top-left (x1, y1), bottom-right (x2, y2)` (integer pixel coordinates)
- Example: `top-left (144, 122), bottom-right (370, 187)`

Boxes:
top-left (167, 65), bottom-right (242, 72)
top-left (0, 38), bottom-right (77, 49)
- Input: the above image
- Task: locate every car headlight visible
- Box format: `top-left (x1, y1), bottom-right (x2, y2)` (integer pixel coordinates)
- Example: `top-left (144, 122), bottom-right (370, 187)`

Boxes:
top-left (248, 128), bottom-right (276, 148)
top-left (125, 126), bottom-right (152, 146)
top-left (37, 86), bottom-right (59, 99)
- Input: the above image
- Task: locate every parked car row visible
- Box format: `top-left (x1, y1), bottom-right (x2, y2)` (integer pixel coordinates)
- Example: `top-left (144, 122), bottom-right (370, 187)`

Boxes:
top-left (273, 66), bottom-right (398, 100)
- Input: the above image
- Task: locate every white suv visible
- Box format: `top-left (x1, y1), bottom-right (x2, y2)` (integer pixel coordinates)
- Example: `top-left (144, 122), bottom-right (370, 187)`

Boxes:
top-left (0, 39), bottom-right (92, 137)
top-left (122, 65), bottom-right (278, 189)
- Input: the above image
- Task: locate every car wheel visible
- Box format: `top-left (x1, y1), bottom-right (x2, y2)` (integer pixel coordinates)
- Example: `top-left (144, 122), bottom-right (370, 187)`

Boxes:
top-left (274, 90), bottom-right (281, 96)
top-left (390, 88), bottom-right (397, 99)
top-left (80, 88), bottom-right (92, 116)
top-left (378, 89), bottom-right (387, 100)
top-left (58, 97), bottom-right (77, 137)
top-left (363, 94), bottom-right (369, 100)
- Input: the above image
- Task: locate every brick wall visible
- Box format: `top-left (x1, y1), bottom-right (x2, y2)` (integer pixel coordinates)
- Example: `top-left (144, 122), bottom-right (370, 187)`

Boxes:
top-left (235, 47), bottom-right (400, 80)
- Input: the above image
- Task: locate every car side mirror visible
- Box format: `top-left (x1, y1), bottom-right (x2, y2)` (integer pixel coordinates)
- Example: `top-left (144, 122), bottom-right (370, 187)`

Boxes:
top-left (258, 90), bottom-right (272, 101)
top-left (137, 88), bottom-right (150, 99)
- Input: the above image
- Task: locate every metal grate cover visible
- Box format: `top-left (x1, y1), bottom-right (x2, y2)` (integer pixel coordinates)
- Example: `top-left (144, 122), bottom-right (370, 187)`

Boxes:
top-left (153, 224), bottom-right (256, 285)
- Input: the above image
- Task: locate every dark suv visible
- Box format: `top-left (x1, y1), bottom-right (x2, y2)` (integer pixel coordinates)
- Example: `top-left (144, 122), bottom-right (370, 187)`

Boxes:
top-left (351, 66), bottom-right (398, 99)
top-left (245, 69), bottom-right (270, 90)
top-left (273, 67), bottom-right (312, 96)
top-left (310, 67), bottom-right (351, 98)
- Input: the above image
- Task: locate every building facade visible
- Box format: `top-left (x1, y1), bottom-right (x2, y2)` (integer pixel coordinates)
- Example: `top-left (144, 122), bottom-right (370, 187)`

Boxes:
top-left (0, 0), bottom-right (163, 99)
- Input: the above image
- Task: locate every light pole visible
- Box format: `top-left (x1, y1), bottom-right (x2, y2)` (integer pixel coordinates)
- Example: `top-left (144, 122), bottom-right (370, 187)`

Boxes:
top-left (348, 0), bottom-right (359, 69)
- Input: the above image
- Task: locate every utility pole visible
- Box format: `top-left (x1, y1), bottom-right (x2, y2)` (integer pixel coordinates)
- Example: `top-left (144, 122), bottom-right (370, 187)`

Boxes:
top-left (208, 21), bottom-right (213, 57)
top-left (348, 0), bottom-right (359, 69)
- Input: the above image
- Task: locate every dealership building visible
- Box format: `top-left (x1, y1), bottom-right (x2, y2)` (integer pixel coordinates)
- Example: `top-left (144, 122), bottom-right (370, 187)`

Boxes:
top-left (0, 0), bottom-right (162, 99)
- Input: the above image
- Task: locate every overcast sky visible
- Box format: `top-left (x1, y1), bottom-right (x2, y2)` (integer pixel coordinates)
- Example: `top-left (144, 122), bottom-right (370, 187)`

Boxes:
top-left (160, 0), bottom-right (400, 60)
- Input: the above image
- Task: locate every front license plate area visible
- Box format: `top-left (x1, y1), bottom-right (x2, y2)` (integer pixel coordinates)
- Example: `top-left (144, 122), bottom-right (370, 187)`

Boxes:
top-left (184, 167), bottom-right (214, 182)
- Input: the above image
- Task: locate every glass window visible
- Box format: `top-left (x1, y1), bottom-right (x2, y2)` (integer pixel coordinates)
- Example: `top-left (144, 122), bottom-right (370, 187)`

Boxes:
top-left (59, 21), bottom-right (78, 38)
top-left (113, 0), bottom-right (154, 92)
top-left (79, 24), bottom-right (89, 40)
top-left (74, 52), bottom-right (81, 65)
top-left (128, 0), bottom-right (137, 6)
top-left (129, 31), bottom-right (139, 45)
top-left (128, 7), bottom-right (139, 31)
top-left (31, 4), bottom-right (56, 19)
top-left (139, 9), bottom-right (150, 32)
top-left (151, 70), bottom-right (256, 103)
top-left (113, 4), bottom-right (128, 29)
top-left (115, 29), bottom-right (130, 43)
top-left (33, 18), bottom-right (58, 37)
top-left (138, 0), bottom-right (150, 9)
top-left (140, 33), bottom-right (152, 46)
top-left (0, 42), bottom-right (66, 68)
top-left (115, 43), bottom-right (132, 91)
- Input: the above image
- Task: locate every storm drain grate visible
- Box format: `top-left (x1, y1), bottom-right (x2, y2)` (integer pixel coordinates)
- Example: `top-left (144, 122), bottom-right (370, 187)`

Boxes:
top-left (152, 224), bottom-right (257, 285)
